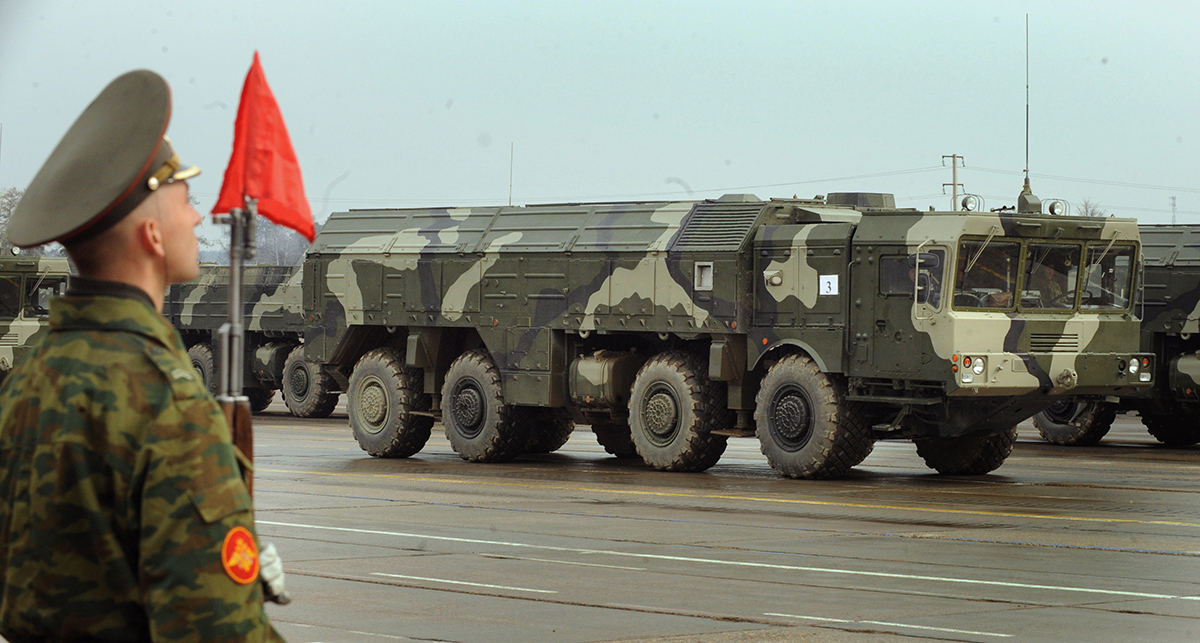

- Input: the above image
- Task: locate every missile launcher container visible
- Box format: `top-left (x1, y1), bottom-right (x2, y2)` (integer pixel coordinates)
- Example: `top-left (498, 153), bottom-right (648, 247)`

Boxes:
top-left (302, 191), bottom-right (1152, 477)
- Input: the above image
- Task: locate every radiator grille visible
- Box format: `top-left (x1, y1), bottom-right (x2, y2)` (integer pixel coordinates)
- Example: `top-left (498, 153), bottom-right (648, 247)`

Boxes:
top-left (671, 203), bottom-right (763, 251)
top-left (1029, 333), bottom-right (1079, 352)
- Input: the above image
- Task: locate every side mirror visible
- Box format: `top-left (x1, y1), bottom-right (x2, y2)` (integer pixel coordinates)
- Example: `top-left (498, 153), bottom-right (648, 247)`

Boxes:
top-left (907, 252), bottom-right (941, 269)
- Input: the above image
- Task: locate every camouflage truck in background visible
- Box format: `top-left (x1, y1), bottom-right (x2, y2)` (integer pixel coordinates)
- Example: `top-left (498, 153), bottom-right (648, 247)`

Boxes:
top-left (1033, 224), bottom-right (1200, 446)
top-left (0, 256), bottom-right (71, 383)
top-left (301, 188), bottom-right (1153, 479)
top-left (165, 263), bottom-right (340, 417)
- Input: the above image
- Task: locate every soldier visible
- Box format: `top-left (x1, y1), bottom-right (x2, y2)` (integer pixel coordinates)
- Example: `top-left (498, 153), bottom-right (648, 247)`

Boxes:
top-left (0, 70), bottom-right (287, 641)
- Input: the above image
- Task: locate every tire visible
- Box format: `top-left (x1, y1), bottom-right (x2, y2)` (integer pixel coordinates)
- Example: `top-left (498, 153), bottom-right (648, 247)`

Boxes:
top-left (1033, 401), bottom-right (1116, 446)
top-left (628, 351), bottom-right (729, 472)
top-left (283, 345), bottom-right (339, 418)
top-left (1141, 413), bottom-right (1200, 446)
top-left (754, 354), bottom-right (874, 479)
top-left (591, 421), bottom-right (640, 459)
top-left (915, 426), bottom-right (1018, 475)
top-left (518, 407), bottom-right (575, 454)
top-left (246, 388), bottom-right (275, 413)
top-left (187, 343), bottom-right (217, 395)
top-left (441, 349), bottom-right (525, 462)
top-left (348, 347), bottom-right (434, 458)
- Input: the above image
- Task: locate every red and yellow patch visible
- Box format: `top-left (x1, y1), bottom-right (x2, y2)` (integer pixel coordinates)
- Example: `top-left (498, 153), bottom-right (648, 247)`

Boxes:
top-left (221, 526), bottom-right (259, 585)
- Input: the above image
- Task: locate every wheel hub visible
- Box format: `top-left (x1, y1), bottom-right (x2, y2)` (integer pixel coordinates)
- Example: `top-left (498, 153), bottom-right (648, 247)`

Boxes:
top-left (288, 365), bottom-right (310, 399)
top-left (452, 384), bottom-right (485, 435)
top-left (1043, 400), bottom-right (1081, 424)
top-left (644, 390), bottom-right (679, 441)
top-left (770, 386), bottom-right (813, 450)
top-left (359, 381), bottom-right (387, 429)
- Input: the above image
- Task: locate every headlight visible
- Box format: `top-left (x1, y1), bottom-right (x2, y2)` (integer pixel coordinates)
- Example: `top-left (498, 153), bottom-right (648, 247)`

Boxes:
top-left (1128, 359), bottom-right (1139, 375)
top-left (973, 358), bottom-right (985, 375)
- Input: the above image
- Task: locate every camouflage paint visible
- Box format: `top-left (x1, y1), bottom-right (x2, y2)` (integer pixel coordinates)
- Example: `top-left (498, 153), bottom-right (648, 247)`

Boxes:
top-left (304, 194), bottom-right (1150, 439)
top-left (0, 257), bottom-right (71, 377)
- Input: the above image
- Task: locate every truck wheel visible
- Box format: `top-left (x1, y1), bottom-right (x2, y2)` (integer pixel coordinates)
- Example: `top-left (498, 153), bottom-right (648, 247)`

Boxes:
top-left (591, 422), bottom-right (639, 459)
top-left (1033, 401), bottom-right (1116, 446)
top-left (914, 426), bottom-right (1018, 475)
top-left (442, 349), bottom-right (525, 462)
top-left (246, 388), bottom-right (275, 413)
top-left (754, 354), bottom-right (874, 479)
top-left (283, 345), bottom-right (339, 418)
top-left (628, 351), bottom-right (729, 472)
top-left (1141, 413), bottom-right (1200, 446)
top-left (348, 347), bottom-right (433, 458)
top-left (187, 343), bottom-right (217, 394)
top-left (518, 407), bottom-right (575, 454)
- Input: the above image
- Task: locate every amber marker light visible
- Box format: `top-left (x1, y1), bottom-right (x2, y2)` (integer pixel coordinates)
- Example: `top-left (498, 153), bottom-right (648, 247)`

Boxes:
top-left (762, 338), bottom-right (768, 345)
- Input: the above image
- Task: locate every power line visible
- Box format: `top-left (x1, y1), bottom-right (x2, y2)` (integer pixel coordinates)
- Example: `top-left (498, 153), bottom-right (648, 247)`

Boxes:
top-left (970, 166), bottom-right (1200, 195)
top-left (192, 165), bottom-right (946, 206)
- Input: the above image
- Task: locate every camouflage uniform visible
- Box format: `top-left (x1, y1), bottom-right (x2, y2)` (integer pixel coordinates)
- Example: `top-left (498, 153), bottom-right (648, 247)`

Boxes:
top-left (0, 278), bottom-right (283, 642)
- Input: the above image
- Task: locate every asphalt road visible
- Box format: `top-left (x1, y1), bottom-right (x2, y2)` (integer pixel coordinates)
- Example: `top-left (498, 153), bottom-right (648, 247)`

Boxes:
top-left (252, 400), bottom-right (1200, 643)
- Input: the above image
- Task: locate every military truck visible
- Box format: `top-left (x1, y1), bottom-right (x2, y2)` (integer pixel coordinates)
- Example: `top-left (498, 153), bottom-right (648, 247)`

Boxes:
top-left (301, 188), bottom-right (1152, 478)
top-left (0, 256), bottom-right (71, 383)
top-left (1033, 224), bottom-right (1200, 446)
top-left (166, 264), bottom-right (340, 417)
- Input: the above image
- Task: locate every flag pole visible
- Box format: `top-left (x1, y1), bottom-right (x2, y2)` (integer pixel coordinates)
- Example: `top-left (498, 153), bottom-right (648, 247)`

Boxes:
top-left (215, 196), bottom-right (257, 493)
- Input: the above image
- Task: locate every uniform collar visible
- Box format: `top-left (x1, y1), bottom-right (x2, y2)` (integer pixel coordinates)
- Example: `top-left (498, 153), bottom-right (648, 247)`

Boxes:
top-left (66, 276), bottom-right (157, 309)
top-left (50, 285), bottom-right (183, 352)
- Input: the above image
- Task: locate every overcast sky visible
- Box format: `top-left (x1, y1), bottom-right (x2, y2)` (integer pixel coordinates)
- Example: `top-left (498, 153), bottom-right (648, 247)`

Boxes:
top-left (2, 0), bottom-right (1197, 245)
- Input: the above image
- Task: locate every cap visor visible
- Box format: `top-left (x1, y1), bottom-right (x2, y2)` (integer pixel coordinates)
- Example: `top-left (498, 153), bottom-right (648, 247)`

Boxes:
top-left (173, 165), bottom-right (201, 181)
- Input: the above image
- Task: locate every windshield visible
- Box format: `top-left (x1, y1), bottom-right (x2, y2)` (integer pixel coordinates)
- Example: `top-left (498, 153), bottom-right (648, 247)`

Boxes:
top-left (1020, 243), bottom-right (1081, 310)
top-left (1081, 243), bottom-right (1136, 311)
top-left (953, 240), bottom-right (1020, 309)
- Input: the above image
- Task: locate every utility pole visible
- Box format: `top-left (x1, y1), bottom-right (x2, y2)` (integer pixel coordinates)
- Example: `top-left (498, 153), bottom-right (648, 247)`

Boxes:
top-left (1171, 196), bottom-right (1177, 225)
top-left (942, 154), bottom-right (964, 210)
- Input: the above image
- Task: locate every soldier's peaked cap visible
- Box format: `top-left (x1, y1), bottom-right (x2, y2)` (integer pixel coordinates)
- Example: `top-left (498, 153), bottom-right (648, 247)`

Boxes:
top-left (9, 69), bottom-right (200, 247)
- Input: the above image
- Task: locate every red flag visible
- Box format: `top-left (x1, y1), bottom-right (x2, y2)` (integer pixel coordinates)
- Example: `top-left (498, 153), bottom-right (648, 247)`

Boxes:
top-left (213, 51), bottom-right (315, 242)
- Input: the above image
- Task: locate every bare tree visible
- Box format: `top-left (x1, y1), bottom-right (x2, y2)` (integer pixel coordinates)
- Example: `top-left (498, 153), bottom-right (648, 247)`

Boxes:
top-left (1077, 198), bottom-right (1107, 218)
top-left (254, 218), bottom-right (311, 267)
top-left (0, 187), bottom-right (21, 253)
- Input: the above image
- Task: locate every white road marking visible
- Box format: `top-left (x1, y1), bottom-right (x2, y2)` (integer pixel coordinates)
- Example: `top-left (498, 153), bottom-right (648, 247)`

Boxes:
top-left (371, 572), bottom-right (557, 594)
top-left (485, 554), bottom-right (646, 571)
top-left (766, 612), bottom-right (1012, 638)
top-left (260, 520), bottom-right (1200, 602)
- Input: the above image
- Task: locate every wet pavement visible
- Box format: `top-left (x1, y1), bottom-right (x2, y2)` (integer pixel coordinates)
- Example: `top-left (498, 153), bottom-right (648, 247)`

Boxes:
top-left (252, 401), bottom-right (1200, 642)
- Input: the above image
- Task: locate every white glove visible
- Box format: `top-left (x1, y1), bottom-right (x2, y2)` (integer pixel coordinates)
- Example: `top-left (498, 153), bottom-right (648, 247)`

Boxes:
top-left (259, 542), bottom-right (292, 605)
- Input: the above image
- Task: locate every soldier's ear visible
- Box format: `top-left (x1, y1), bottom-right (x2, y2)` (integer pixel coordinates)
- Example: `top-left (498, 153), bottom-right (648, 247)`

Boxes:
top-left (136, 216), bottom-right (166, 259)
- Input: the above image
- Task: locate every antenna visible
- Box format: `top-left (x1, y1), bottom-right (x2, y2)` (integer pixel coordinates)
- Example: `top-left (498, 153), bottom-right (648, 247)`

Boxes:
top-left (1025, 13), bottom-right (1030, 184)
top-left (508, 142), bottom-right (514, 207)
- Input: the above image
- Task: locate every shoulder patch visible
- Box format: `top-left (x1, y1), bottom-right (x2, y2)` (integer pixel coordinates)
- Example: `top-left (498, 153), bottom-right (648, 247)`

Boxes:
top-left (222, 526), bottom-right (260, 585)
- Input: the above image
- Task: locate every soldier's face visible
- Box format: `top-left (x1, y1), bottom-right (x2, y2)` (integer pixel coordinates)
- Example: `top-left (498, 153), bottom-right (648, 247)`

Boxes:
top-left (159, 181), bottom-right (202, 284)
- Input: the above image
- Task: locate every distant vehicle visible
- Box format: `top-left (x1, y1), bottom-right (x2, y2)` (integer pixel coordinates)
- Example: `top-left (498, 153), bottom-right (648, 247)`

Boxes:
top-left (298, 188), bottom-right (1152, 478)
top-left (165, 264), bottom-right (340, 417)
top-left (1033, 224), bottom-right (1200, 446)
top-left (0, 255), bottom-right (70, 383)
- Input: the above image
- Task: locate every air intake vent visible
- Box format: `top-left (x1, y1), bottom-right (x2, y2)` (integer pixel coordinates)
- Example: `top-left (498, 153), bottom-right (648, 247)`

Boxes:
top-left (1029, 333), bottom-right (1080, 352)
top-left (670, 203), bottom-right (764, 252)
